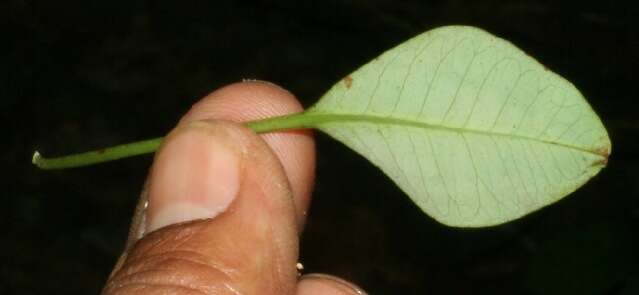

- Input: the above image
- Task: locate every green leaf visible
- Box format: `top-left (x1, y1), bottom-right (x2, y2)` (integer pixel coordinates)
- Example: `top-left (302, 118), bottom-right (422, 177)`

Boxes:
top-left (306, 26), bottom-right (611, 227)
top-left (32, 25), bottom-right (610, 228)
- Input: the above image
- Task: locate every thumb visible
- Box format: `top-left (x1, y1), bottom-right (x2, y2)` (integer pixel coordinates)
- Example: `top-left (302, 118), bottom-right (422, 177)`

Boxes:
top-left (104, 120), bottom-right (300, 294)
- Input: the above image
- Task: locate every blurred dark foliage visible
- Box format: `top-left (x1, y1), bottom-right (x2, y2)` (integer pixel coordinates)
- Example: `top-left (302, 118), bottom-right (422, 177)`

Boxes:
top-left (2, 0), bottom-right (638, 294)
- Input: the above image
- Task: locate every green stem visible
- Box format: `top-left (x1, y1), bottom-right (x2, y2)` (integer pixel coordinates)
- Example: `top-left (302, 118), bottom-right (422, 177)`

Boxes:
top-left (32, 112), bottom-right (314, 170)
top-left (32, 137), bottom-right (164, 170)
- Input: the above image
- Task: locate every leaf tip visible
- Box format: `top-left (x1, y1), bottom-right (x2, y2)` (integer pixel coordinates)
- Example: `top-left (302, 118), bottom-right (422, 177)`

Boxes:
top-left (593, 146), bottom-right (611, 167)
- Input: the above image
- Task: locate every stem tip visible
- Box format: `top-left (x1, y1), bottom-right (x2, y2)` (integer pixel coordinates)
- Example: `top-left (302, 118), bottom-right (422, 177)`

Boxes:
top-left (32, 151), bottom-right (42, 166)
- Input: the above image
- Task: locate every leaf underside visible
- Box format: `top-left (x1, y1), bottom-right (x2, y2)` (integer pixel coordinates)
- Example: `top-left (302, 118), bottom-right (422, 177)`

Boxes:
top-left (308, 26), bottom-right (610, 227)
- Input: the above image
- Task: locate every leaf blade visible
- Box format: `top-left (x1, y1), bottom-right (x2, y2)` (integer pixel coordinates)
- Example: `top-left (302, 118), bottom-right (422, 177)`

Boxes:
top-left (308, 26), bottom-right (610, 227)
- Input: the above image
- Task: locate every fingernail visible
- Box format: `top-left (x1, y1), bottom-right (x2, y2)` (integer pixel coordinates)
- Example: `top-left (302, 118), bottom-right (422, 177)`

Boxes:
top-left (146, 122), bottom-right (241, 233)
top-left (298, 273), bottom-right (367, 295)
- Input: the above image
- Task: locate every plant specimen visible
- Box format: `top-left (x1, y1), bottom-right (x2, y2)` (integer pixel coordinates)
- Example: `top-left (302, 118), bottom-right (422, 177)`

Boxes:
top-left (33, 26), bottom-right (610, 227)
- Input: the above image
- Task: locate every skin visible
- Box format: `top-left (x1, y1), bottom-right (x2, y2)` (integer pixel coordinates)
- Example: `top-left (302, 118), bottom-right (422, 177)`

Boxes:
top-left (102, 81), bottom-right (366, 295)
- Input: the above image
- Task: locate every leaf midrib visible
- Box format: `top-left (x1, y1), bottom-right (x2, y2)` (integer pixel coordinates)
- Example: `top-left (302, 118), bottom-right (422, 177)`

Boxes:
top-left (302, 112), bottom-right (605, 158)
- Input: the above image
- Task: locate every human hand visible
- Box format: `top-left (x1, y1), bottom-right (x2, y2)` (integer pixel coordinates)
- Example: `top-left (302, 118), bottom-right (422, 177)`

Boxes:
top-left (102, 81), bottom-right (365, 294)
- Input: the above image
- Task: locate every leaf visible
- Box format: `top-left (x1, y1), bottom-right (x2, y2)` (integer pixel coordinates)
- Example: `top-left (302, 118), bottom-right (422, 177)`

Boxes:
top-left (306, 26), bottom-right (610, 227)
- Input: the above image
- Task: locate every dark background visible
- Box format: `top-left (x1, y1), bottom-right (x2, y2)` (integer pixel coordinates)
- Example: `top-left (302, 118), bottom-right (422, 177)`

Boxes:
top-left (3, 0), bottom-right (638, 294)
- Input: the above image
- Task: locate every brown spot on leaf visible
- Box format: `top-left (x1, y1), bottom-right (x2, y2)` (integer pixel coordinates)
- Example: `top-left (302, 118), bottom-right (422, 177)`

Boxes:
top-left (343, 75), bottom-right (353, 89)
top-left (97, 149), bottom-right (106, 155)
